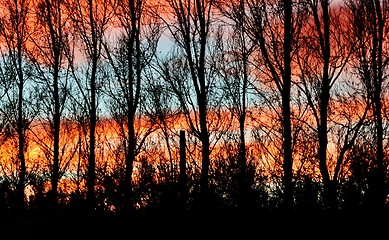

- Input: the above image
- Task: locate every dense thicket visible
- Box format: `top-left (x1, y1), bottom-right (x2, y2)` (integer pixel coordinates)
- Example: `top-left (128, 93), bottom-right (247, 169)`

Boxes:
top-left (0, 0), bottom-right (387, 217)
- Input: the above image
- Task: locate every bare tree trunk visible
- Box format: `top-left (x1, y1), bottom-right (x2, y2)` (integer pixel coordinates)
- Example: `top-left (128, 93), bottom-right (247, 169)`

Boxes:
top-left (199, 98), bottom-right (210, 206)
top-left (87, 51), bottom-right (97, 213)
top-left (106, 0), bottom-right (160, 213)
top-left (52, 51), bottom-right (60, 212)
top-left (300, 0), bottom-right (353, 211)
top-left (122, 0), bottom-right (141, 213)
top-left (348, 0), bottom-right (387, 211)
top-left (37, 0), bottom-right (65, 213)
top-left (315, 0), bottom-right (336, 211)
top-left (179, 130), bottom-right (187, 211)
top-left (124, 117), bottom-right (136, 213)
top-left (238, 1), bottom-right (250, 209)
top-left (163, 0), bottom-right (214, 210)
top-left (197, 0), bottom-right (211, 205)
top-left (16, 51), bottom-right (26, 212)
top-left (371, 0), bottom-right (385, 210)
top-left (11, 0), bottom-right (31, 213)
top-left (238, 103), bottom-right (248, 208)
top-left (282, 0), bottom-right (294, 212)
top-left (216, 0), bottom-right (253, 209)
top-left (70, 0), bottom-right (103, 213)
top-left (70, 0), bottom-right (112, 213)
top-left (247, 0), bottom-right (297, 211)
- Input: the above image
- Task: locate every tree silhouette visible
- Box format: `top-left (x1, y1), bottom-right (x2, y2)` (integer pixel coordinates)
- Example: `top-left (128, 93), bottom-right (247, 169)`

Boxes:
top-left (103, 0), bottom-right (162, 213)
top-left (215, 0), bottom-right (256, 211)
top-left (69, 0), bottom-right (112, 213)
top-left (0, 0), bottom-right (36, 213)
top-left (246, 0), bottom-right (304, 211)
top-left (28, 0), bottom-right (74, 213)
top-left (157, 0), bottom-right (224, 210)
top-left (296, 0), bottom-right (355, 211)
top-left (347, 0), bottom-right (389, 211)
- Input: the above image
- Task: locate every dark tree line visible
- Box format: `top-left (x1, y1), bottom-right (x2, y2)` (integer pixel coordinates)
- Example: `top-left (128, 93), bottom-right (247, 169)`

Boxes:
top-left (0, 0), bottom-right (387, 218)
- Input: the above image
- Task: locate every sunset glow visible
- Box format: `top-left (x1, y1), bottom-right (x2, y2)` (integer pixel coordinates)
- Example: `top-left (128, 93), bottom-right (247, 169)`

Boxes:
top-left (0, 3), bottom-right (386, 237)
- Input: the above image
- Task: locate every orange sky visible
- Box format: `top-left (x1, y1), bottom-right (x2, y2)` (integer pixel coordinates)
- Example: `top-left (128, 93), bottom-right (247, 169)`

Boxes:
top-left (0, 0), bottom-right (385, 198)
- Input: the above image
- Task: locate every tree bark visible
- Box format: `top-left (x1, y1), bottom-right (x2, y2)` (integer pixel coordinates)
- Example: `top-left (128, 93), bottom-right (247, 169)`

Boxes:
top-left (282, 0), bottom-right (294, 212)
top-left (179, 130), bottom-right (187, 211)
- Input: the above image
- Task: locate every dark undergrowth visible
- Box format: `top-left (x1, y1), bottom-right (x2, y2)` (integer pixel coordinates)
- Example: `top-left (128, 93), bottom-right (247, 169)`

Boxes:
top-left (0, 208), bottom-right (387, 240)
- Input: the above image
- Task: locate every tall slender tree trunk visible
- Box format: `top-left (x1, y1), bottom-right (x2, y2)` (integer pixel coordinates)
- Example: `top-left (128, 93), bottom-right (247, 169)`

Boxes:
top-left (124, 117), bottom-right (136, 213)
top-left (122, 0), bottom-right (141, 213)
top-left (165, 0), bottom-right (212, 211)
top-left (87, 62), bottom-right (97, 213)
top-left (16, 28), bottom-right (26, 212)
top-left (371, 0), bottom-right (385, 210)
top-left (17, 64), bottom-right (26, 213)
top-left (348, 0), bottom-right (387, 211)
top-left (34, 0), bottom-right (69, 214)
top-left (373, 84), bottom-right (385, 210)
top-left (238, 112), bottom-right (247, 206)
top-left (179, 130), bottom-right (187, 211)
top-left (315, 0), bottom-right (337, 211)
top-left (52, 59), bottom-right (60, 212)
top-left (85, 0), bottom-right (98, 213)
top-left (238, 50), bottom-right (248, 209)
top-left (51, 4), bottom-right (62, 210)
top-left (199, 98), bottom-right (210, 208)
top-left (197, 0), bottom-right (211, 209)
top-left (282, 0), bottom-right (294, 212)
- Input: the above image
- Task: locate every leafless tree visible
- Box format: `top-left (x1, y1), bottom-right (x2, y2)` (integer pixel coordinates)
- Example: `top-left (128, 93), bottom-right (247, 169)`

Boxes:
top-left (0, 0), bottom-right (37, 212)
top-left (346, 0), bottom-right (389, 210)
top-left (103, 0), bottom-right (162, 212)
top-left (246, 0), bottom-right (305, 210)
top-left (68, 0), bottom-right (112, 212)
top-left (143, 74), bottom-right (181, 181)
top-left (295, 0), bottom-right (355, 210)
top-left (28, 0), bottom-right (74, 212)
top-left (215, 0), bottom-right (257, 209)
top-left (154, 0), bottom-right (228, 208)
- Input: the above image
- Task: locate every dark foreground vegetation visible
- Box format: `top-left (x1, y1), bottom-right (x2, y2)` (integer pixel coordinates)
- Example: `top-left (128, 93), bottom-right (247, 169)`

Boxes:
top-left (0, 207), bottom-right (388, 240)
top-left (1, 172), bottom-right (389, 240)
